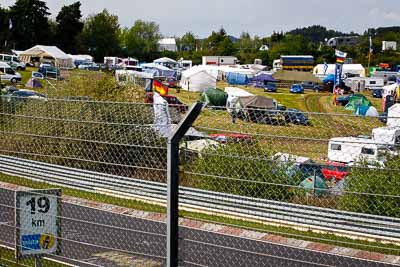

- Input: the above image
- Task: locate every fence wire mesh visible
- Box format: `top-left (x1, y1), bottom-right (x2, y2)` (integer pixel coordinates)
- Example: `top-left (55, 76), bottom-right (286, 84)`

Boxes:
top-left (0, 94), bottom-right (399, 266)
top-left (178, 105), bottom-right (400, 266)
top-left (0, 96), bottom-right (177, 266)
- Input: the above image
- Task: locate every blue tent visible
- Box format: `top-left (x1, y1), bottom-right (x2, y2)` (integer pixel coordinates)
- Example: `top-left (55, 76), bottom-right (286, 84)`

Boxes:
top-left (252, 74), bottom-right (276, 83)
top-left (323, 74), bottom-right (335, 83)
top-left (227, 72), bottom-right (249, 85)
top-left (250, 73), bottom-right (277, 88)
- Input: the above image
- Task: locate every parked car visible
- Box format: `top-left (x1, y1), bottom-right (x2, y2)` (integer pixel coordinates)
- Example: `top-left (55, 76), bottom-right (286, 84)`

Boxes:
top-left (0, 62), bottom-right (22, 83)
top-left (264, 82), bottom-right (277, 92)
top-left (78, 62), bottom-right (100, 71)
top-left (38, 65), bottom-right (60, 79)
top-left (163, 77), bottom-right (178, 88)
top-left (372, 89), bottom-right (383, 98)
top-left (0, 53), bottom-right (26, 70)
top-left (301, 81), bottom-right (321, 91)
top-left (321, 162), bottom-right (349, 181)
top-left (290, 84), bottom-right (304, 94)
top-left (284, 109), bottom-right (310, 125)
top-left (2, 89), bottom-right (47, 102)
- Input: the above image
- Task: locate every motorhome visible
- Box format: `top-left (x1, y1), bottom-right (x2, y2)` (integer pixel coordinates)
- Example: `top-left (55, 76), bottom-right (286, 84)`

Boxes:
top-left (202, 56), bottom-right (239, 66)
top-left (328, 137), bottom-right (386, 164)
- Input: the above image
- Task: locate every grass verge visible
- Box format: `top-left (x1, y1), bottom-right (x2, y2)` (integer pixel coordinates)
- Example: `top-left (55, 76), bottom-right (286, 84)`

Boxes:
top-left (0, 247), bottom-right (64, 267)
top-left (1, 173), bottom-right (399, 257)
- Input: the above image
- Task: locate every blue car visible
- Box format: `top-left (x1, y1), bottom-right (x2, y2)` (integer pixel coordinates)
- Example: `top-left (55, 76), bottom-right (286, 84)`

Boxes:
top-left (264, 82), bottom-right (277, 92)
top-left (290, 84), bottom-right (304, 94)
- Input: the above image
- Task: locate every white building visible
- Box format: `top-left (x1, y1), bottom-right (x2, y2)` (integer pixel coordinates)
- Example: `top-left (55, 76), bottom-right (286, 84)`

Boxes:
top-left (158, 38), bottom-right (178, 52)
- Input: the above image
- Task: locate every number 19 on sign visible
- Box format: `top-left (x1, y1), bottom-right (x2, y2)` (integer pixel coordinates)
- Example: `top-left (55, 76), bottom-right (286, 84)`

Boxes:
top-left (15, 189), bottom-right (61, 259)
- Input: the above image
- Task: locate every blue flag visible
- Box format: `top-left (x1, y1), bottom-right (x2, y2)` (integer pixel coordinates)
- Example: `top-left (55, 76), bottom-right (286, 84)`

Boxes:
top-left (334, 63), bottom-right (343, 88)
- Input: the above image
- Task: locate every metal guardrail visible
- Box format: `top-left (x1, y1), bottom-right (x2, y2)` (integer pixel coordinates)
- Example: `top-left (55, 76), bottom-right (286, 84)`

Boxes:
top-left (0, 155), bottom-right (399, 243)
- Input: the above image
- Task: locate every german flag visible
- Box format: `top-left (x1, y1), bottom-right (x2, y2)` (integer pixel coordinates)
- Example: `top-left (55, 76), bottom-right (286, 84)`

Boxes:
top-left (336, 57), bottom-right (345, 64)
top-left (153, 80), bottom-right (168, 96)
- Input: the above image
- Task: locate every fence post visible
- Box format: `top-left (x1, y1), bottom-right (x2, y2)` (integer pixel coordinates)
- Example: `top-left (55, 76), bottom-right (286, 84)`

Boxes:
top-left (167, 102), bottom-right (203, 267)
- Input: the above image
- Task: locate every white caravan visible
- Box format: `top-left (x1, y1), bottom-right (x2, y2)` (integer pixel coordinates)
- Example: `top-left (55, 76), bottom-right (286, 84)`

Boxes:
top-left (328, 137), bottom-right (386, 164)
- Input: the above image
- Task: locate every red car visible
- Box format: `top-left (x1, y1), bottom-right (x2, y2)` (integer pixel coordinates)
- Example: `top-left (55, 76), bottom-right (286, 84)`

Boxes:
top-left (321, 162), bottom-right (349, 181)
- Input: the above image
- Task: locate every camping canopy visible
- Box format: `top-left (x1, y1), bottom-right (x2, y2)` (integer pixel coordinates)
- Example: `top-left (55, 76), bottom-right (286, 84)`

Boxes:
top-left (344, 94), bottom-right (372, 112)
top-left (200, 88), bottom-right (228, 107)
top-left (227, 72), bottom-right (249, 85)
top-left (180, 66), bottom-right (217, 92)
top-left (19, 45), bottom-right (74, 69)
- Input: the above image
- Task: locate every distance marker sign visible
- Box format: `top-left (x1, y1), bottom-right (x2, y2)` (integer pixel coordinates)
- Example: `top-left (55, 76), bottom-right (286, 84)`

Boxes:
top-left (15, 189), bottom-right (61, 258)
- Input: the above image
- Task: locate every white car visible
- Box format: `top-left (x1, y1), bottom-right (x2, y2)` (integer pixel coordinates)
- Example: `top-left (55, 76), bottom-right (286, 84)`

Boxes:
top-left (0, 62), bottom-right (22, 83)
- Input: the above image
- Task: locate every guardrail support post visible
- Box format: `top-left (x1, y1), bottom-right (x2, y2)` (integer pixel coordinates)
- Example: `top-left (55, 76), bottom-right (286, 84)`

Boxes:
top-left (167, 102), bottom-right (203, 267)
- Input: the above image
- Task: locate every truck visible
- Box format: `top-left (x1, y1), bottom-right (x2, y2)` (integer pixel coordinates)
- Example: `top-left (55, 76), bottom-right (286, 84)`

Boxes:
top-left (202, 56), bottom-right (239, 66)
top-left (279, 56), bottom-right (314, 72)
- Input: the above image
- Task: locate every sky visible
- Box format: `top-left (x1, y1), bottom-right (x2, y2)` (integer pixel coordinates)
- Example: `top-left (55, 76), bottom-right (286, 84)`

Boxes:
top-left (2, 0), bottom-right (400, 38)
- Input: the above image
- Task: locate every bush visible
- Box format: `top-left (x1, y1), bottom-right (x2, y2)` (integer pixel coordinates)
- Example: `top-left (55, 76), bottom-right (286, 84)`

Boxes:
top-left (339, 158), bottom-right (400, 218)
top-left (183, 142), bottom-right (303, 201)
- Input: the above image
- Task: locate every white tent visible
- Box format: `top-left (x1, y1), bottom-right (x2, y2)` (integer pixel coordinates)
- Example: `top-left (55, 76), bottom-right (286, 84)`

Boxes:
top-left (313, 64), bottom-right (366, 78)
top-left (388, 104), bottom-right (400, 127)
top-left (19, 45), bottom-right (74, 69)
top-left (180, 66), bottom-right (217, 92)
top-left (224, 87), bottom-right (254, 109)
top-left (154, 57), bottom-right (177, 64)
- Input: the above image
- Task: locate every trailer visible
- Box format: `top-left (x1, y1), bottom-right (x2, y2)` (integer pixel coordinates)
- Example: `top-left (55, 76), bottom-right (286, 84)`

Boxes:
top-left (202, 56), bottom-right (239, 66)
top-left (345, 77), bottom-right (384, 92)
top-left (328, 137), bottom-right (386, 164)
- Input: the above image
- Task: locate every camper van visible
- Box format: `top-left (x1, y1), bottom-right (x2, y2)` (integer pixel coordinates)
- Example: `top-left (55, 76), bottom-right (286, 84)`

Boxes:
top-left (328, 137), bottom-right (386, 164)
top-left (0, 62), bottom-right (22, 83)
top-left (0, 53), bottom-right (26, 70)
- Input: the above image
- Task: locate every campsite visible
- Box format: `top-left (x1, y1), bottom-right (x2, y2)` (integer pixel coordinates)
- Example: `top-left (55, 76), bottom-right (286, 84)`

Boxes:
top-left (2, 2), bottom-right (400, 267)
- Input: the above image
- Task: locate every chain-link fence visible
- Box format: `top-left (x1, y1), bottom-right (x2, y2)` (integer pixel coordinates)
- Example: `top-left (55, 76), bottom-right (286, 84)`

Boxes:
top-left (0, 96), bottom-right (177, 266)
top-left (0, 95), bottom-right (399, 266)
top-left (178, 105), bottom-right (400, 266)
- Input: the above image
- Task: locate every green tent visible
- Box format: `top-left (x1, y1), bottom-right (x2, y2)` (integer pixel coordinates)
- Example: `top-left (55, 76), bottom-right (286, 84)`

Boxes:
top-left (344, 94), bottom-right (372, 112)
top-left (200, 88), bottom-right (228, 107)
top-left (299, 176), bottom-right (328, 197)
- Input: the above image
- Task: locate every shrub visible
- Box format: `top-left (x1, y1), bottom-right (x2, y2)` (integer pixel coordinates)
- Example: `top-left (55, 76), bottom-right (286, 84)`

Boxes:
top-left (183, 142), bottom-right (303, 201)
top-left (338, 158), bottom-right (400, 218)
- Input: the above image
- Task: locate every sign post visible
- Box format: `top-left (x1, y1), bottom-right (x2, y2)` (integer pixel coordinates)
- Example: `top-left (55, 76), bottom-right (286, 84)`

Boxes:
top-left (15, 189), bottom-right (62, 262)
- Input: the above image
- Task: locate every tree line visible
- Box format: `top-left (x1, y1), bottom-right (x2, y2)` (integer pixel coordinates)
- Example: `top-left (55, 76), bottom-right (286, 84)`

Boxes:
top-left (1, 0), bottom-right (399, 66)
